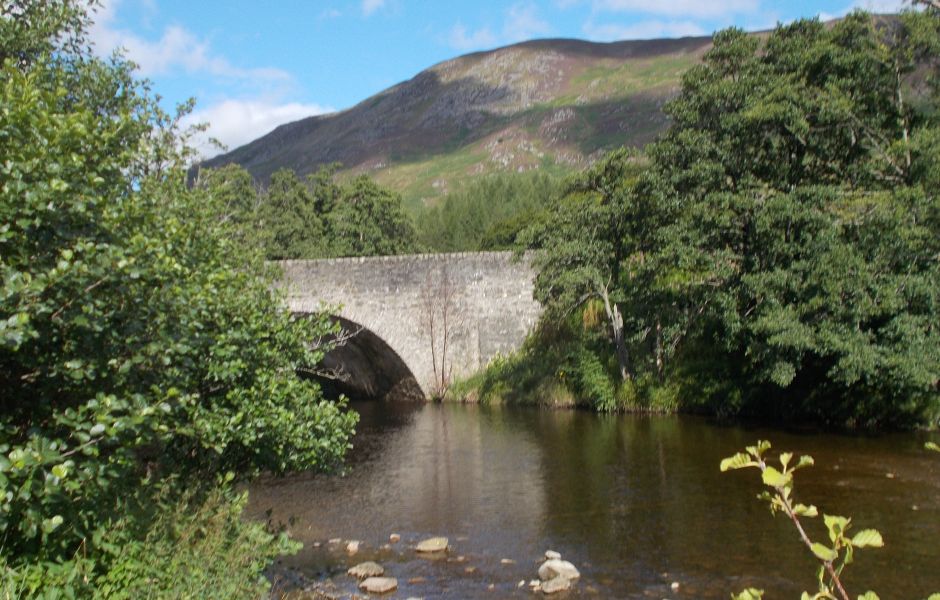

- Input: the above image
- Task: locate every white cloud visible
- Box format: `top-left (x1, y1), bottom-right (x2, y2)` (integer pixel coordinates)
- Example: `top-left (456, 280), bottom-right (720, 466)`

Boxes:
top-left (362, 0), bottom-right (385, 17)
top-left (90, 1), bottom-right (333, 156)
top-left (447, 2), bottom-right (552, 51)
top-left (89, 0), bottom-right (289, 82)
top-left (583, 19), bottom-right (707, 41)
top-left (503, 3), bottom-right (552, 42)
top-left (184, 100), bottom-right (334, 158)
top-left (449, 23), bottom-right (499, 51)
top-left (590, 0), bottom-right (759, 17)
top-left (819, 0), bottom-right (909, 19)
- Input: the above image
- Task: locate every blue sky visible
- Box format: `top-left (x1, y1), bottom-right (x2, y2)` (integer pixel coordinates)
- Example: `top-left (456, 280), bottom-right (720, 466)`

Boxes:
top-left (88, 0), bottom-right (908, 156)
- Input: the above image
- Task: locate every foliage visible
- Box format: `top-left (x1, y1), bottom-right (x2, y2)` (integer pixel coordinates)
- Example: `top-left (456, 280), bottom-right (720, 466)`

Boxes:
top-left (415, 171), bottom-right (558, 252)
top-left (449, 311), bottom-right (679, 413)
top-left (0, 0), bottom-right (356, 593)
top-left (523, 10), bottom-right (940, 427)
top-left (199, 163), bottom-right (419, 260)
top-left (722, 441), bottom-right (939, 600)
top-left (1, 483), bottom-right (296, 599)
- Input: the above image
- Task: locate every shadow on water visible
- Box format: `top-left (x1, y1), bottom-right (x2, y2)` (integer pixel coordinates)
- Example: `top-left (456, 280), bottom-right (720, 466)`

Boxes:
top-left (249, 403), bottom-right (940, 599)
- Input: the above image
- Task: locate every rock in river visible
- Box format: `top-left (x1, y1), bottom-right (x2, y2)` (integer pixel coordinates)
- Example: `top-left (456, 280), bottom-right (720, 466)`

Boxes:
top-left (544, 550), bottom-right (561, 560)
top-left (538, 559), bottom-right (580, 581)
top-left (359, 577), bottom-right (398, 594)
top-left (415, 537), bottom-right (448, 553)
top-left (347, 561), bottom-right (384, 579)
top-left (542, 576), bottom-right (572, 594)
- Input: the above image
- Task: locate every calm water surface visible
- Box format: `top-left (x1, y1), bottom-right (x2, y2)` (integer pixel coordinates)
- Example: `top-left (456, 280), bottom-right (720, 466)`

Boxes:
top-left (248, 402), bottom-right (940, 599)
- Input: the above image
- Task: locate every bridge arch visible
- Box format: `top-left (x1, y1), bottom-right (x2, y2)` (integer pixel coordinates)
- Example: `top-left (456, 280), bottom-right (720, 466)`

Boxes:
top-left (305, 315), bottom-right (423, 401)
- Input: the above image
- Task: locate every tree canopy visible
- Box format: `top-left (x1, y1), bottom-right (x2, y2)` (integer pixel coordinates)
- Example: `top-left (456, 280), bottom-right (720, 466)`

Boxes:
top-left (524, 11), bottom-right (940, 426)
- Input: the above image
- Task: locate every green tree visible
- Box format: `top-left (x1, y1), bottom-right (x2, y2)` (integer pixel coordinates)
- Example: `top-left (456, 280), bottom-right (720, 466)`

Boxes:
top-left (643, 12), bottom-right (940, 425)
top-left (329, 174), bottom-right (418, 257)
top-left (523, 150), bottom-right (648, 385)
top-left (0, 0), bottom-right (356, 591)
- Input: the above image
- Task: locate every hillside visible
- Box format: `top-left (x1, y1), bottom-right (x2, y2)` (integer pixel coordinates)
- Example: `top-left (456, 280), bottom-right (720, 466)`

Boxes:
top-left (204, 36), bottom-right (713, 210)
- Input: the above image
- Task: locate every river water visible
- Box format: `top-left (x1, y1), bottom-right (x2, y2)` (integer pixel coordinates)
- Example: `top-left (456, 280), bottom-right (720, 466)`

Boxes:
top-left (248, 402), bottom-right (940, 599)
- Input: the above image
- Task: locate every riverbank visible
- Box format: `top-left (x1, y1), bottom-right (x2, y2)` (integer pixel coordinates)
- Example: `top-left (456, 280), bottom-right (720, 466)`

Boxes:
top-left (443, 318), bottom-right (940, 430)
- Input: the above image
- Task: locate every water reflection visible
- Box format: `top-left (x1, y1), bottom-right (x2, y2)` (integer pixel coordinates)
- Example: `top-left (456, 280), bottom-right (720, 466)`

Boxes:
top-left (248, 403), bottom-right (940, 599)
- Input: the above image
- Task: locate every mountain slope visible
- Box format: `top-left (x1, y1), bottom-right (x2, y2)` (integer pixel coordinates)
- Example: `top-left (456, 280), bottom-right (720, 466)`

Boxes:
top-left (204, 36), bottom-right (713, 209)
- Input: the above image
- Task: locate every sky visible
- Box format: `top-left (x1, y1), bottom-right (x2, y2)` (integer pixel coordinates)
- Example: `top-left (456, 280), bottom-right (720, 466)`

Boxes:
top-left (87, 0), bottom-right (910, 157)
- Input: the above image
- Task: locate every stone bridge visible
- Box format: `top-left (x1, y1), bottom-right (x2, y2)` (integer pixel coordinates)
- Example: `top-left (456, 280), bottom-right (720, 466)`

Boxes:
top-left (276, 252), bottom-right (542, 399)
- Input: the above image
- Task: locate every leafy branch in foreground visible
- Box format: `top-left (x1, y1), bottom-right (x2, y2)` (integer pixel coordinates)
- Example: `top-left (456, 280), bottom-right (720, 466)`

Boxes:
top-left (722, 441), bottom-right (887, 600)
top-left (724, 439), bottom-right (940, 600)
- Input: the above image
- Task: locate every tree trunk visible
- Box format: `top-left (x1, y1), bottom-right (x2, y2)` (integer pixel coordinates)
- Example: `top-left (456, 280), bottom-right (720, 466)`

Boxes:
top-left (600, 287), bottom-right (632, 382)
top-left (655, 316), bottom-right (664, 382)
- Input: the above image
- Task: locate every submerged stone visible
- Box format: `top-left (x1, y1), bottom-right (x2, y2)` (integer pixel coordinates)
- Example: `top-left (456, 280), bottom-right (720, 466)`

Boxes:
top-left (347, 561), bottom-right (384, 579)
top-left (359, 576), bottom-right (398, 594)
top-left (415, 537), bottom-right (448, 553)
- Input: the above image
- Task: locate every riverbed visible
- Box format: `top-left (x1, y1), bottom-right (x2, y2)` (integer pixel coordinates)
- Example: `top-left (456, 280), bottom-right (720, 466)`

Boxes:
top-left (248, 402), bottom-right (940, 599)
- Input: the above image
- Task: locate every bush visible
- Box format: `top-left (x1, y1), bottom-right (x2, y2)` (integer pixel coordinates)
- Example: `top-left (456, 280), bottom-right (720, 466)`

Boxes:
top-left (0, 1), bottom-right (356, 593)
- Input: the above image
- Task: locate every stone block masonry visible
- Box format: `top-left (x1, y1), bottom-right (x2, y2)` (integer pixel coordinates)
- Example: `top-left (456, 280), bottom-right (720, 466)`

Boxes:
top-left (276, 252), bottom-right (543, 399)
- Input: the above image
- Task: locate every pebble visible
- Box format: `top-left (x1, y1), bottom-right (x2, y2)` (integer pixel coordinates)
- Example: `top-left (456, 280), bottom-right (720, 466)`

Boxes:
top-left (544, 550), bottom-right (561, 560)
top-left (328, 538), bottom-right (342, 544)
top-left (464, 566), bottom-right (477, 574)
top-left (345, 540), bottom-right (361, 554)
top-left (518, 580), bottom-right (526, 588)
top-left (389, 533), bottom-right (401, 543)
top-left (408, 577), bottom-right (427, 584)
top-left (500, 558), bottom-right (515, 565)
top-left (671, 581), bottom-right (680, 592)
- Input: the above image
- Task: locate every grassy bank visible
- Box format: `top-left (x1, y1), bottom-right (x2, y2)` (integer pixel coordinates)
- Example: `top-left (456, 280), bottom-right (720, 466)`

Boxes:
top-left (447, 313), bottom-right (682, 414)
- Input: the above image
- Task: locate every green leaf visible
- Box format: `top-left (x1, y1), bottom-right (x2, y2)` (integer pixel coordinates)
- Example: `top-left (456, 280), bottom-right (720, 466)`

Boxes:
top-left (851, 529), bottom-right (883, 548)
top-left (779, 452), bottom-right (793, 469)
top-left (792, 455), bottom-right (815, 470)
top-left (926, 442), bottom-right (940, 453)
top-left (857, 592), bottom-right (880, 600)
top-left (793, 503), bottom-right (818, 517)
top-left (746, 440), bottom-right (771, 459)
top-left (721, 452), bottom-right (757, 471)
top-left (761, 466), bottom-right (791, 487)
top-left (732, 589), bottom-right (764, 600)
top-left (824, 515), bottom-right (850, 542)
top-left (811, 542), bottom-right (838, 562)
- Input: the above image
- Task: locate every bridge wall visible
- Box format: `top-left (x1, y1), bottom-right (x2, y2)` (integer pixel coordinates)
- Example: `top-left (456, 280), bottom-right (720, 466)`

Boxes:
top-left (277, 252), bottom-right (542, 396)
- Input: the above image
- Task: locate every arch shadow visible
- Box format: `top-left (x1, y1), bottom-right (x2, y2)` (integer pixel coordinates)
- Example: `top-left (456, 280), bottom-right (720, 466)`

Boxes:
top-left (298, 314), bottom-right (424, 402)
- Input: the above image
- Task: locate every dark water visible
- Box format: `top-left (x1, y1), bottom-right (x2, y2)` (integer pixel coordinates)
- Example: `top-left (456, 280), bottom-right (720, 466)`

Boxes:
top-left (248, 402), bottom-right (940, 599)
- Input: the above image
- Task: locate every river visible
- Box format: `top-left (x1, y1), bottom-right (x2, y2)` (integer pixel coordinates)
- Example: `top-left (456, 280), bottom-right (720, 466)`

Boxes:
top-left (248, 402), bottom-right (940, 599)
